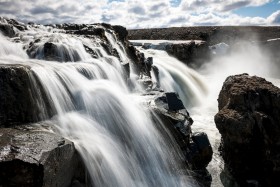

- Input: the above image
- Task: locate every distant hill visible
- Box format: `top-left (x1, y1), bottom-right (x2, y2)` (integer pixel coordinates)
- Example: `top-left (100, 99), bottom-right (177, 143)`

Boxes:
top-left (128, 26), bottom-right (280, 45)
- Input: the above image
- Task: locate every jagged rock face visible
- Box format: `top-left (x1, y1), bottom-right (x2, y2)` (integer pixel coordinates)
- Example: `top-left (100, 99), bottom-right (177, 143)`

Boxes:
top-left (147, 91), bottom-right (212, 170)
top-left (0, 17), bottom-right (27, 37)
top-left (165, 41), bottom-right (210, 67)
top-left (0, 126), bottom-right (85, 187)
top-left (215, 74), bottom-right (280, 187)
top-left (130, 40), bottom-right (210, 68)
top-left (0, 65), bottom-right (53, 127)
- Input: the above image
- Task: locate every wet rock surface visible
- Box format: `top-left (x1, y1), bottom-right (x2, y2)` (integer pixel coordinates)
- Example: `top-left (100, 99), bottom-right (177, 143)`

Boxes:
top-left (0, 64), bottom-right (53, 127)
top-left (146, 91), bottom-right (213, 174)
top-left (0, 17), bottom-right (27, 37)
top-left (0, 125), bottom-right (85, 187)
top-left (215, 74), bottom-right (280, 187)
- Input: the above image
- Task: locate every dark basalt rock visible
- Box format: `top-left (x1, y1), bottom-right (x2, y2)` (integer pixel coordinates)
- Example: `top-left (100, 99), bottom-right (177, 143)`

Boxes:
top-left (215, 74), bottom-right (280, 187)
top-left (0, 126), bottom-right (85, 187)
top-left (147, 92), bottom-right (212, 171)
top-left (112, 25), bottom-right (128, 41)
top-left (144, 91), bottom-right (212, 187)
top-left (0, 24), bottom-right (15, 37)
top-left (0, 65), bottom-right (53, 127)
top-left (165, 41), bottom-right (210, 68)
top-left (131, 41), bottom-right (210, 68)
top-left (188, 132), bottom-right (213, 170)
top-left (149, 92), bottom-right (191, 145)
top-left (73, 27), bottom-right (105, 39)
top-left (0, 17), bottom-right (27, 37)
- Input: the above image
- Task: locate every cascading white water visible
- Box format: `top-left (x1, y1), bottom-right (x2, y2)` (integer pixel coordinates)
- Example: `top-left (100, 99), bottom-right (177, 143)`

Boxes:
top-left (137, 48), bottom-right (208, 108)
top-left (0, 23), bottom-right (197, 187)
top-left (105, 30), bottom-right (129, 65)
top-left (32, 33), bottom-right (92, 62)
top-left (0, 33), bottom-right (28, 59)
top-left (136, 40), bottom-right (280, 187)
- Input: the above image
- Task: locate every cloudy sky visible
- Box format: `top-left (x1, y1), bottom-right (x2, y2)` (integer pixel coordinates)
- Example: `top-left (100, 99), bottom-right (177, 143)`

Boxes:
top-left (0, 0), bottom-right (279, 28)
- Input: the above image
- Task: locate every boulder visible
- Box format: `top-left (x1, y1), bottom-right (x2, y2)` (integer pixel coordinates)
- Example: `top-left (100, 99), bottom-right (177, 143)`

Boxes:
top-left (146, 92), bottom-right (212, 169)
top-left (0, 126), bottom-right (85, 187)
top-left (0, 24), bottom-right (15, 37)
top-left (215, 74), bottom-right (280, 186)
top-left (188, 132), bottom-right (213, 170)
top-left (0, 64), bottom-right (53, 127)
top-left (145, 91), bottom-right (212, 186)
top-left (152, 92), bottom-right (193, 146)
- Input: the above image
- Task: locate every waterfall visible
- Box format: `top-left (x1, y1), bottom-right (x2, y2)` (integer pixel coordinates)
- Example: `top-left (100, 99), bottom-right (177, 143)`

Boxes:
top-left (0, 33), bottom-right (28, 59)
top-left (138, 48), bottom-right (208, 107)
top-left (136, 40), bottom-right (280, 187)
top-left (0, 23), bottom-right (197, 187)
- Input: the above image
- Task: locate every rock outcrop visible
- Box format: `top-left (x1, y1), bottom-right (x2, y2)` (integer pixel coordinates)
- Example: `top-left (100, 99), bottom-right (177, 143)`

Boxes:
top-left (0, 65), bottom-right (53, 127)
top-left (146, 91), bottom-right (213, 186)
top-left (215, 74), bottom-right (280, 187)
top-left (131, 40), bottom-right (210, 67)
top-left (146, 91), bottom-right (213, 170)
top-left (0, 17), bottom-right (26, 37)
top-left (165, 41), bottom-right (210, 68)
top-left (0, 125), bottom-right (85, 187)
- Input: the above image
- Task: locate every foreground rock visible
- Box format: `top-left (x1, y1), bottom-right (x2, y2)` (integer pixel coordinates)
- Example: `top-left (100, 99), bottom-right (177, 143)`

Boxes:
top-left (0, 125), bottom-right (85, 187)
top-left (215, 74), bottom-right (280, 187)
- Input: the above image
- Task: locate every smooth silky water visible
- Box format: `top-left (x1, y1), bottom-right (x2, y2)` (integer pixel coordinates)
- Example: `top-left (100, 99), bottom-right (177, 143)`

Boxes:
top-left (0, 25), bottom-right (198, 187)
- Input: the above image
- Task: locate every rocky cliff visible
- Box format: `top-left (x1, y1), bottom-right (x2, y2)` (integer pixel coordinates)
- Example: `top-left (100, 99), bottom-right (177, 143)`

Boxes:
top-left (215, 74), bottom-right (280, 187)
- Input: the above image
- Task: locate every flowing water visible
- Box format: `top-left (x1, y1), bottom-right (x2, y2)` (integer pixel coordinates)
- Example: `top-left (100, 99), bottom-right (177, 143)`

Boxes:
top-left (0, 24), bottom-right (199, 187)
top-left (2, 20), bottom-right (279, 186)
top-left (137, 41), bottom-right (280, 187)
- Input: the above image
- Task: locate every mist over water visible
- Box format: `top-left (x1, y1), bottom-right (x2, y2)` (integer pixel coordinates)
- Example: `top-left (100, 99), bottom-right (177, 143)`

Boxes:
top-left (194, 41), bottom-right (280, 187)
top-left (136, 39), bottom-right (280, 187)
top-left (198, 41), bottom-right (279, 111)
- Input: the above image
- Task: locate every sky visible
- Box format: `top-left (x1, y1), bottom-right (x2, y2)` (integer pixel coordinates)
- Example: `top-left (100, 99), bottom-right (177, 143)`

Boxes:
top-left (0, 0), bottom-right (279, 28)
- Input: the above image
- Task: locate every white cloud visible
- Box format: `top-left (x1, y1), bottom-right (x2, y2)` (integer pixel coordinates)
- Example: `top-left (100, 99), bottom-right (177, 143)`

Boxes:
top-left (267, 10), bottom-right (280, 24)
top-left (0, 0), bottom-right (278, 28)
top-left (180, 0), bottom-right (272, 12)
